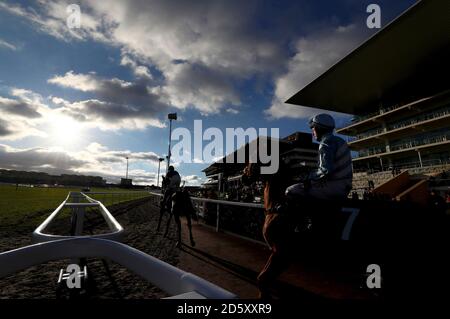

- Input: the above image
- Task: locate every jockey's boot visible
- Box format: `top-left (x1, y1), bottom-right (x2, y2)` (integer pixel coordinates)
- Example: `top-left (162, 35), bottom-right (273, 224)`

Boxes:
top-left (256, 278), bottom-right (273, 300)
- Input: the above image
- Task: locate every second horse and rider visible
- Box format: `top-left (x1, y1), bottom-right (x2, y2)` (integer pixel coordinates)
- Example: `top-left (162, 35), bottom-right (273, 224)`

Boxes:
top-left (158, 165), bottom-right (196, 248)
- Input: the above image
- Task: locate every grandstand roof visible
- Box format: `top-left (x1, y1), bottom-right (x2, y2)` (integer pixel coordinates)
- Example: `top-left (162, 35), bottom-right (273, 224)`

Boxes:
top-left (286, 0), bottom-right (450, 115)
top-left (202, 132), bottom-right (317, 177)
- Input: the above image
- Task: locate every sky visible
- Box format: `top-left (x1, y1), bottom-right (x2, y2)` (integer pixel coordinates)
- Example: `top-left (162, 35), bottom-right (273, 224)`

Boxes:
top-left (0, 0), bottom-right (417, 185)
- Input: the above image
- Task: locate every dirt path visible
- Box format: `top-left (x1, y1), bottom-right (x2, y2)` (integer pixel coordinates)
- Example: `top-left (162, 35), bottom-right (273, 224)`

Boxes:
top-left (0, 198), bottom-right (180, 299)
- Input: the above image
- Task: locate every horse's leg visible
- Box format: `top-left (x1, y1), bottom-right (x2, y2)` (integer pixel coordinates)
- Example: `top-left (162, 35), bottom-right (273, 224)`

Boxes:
top-left (157, 203), bottom-right (165, 232)
top-left (257, 213), bottom-right (290, 299)
top-left (174, 212), bottom-right (182, 248)
top-left (257, 246), bottom-right (289, 299)
top-left (186, 213), bottom-right (196, 247)
top-left (164, 208), bottom-right (173, 238)
top-left (163, 199), bottom-right (173, 237)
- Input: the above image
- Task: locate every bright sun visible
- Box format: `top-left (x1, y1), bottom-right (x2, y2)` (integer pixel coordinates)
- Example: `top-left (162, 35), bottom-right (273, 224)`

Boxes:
top-left (49, 115), bottom-right (83, 147)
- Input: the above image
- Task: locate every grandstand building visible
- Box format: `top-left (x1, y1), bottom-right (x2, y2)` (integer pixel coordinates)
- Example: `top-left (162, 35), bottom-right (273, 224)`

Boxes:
top-left (287, 0), bottom-right (449, 179)
top-left (338, 91), bottom-right (450, 172)
top-left (202, 132), bottom-right (318, 199)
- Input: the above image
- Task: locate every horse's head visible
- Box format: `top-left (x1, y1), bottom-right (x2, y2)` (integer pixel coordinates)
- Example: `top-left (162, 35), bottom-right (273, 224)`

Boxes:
top-left (242, 160), bottom-right (282, 186)
top-left (242, 162), bottom-right (261, 186)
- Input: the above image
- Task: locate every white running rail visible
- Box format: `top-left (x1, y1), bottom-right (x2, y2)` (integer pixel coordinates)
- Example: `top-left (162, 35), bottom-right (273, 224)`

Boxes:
top-left (0, 238), bottom-right (237, 299)
top-left (33, 192), bottom-right (124, 243)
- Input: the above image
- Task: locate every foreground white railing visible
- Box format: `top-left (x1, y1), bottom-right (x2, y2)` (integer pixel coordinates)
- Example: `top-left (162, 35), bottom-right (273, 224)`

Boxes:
top-left (0, 238), bottom-right (237, 299)
top-left (33, 192), bottom-right (124, 243)
top-left (3, 192), bottom-right (237, 298)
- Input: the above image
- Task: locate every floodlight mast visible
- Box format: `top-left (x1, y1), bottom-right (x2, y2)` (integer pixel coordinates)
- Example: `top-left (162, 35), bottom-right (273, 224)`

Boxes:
top-left (166, 113), bottom-right (177, 173)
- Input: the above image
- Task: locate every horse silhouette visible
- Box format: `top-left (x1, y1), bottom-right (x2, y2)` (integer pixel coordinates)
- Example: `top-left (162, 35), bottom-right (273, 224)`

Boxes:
top-left (242, 154), bottom-right (447, 299)
top-left (157, 177), bottom-right (196, 248)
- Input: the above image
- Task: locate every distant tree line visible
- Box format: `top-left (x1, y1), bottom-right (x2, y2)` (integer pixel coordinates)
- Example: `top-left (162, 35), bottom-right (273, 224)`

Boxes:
top-left (0, 169), bottom-right (106, 187)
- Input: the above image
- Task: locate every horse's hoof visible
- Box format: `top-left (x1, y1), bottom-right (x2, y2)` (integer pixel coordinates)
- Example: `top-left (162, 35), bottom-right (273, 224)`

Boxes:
top-left (190, 240), bottom-right (196, 247)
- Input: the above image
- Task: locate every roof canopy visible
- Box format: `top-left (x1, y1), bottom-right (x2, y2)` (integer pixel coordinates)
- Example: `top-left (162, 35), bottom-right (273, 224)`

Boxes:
top-left (286, 0), bottom-right (450, 116)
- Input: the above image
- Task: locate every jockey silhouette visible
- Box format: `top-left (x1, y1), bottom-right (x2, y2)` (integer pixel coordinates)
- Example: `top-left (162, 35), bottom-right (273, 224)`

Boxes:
top-left (161, 165), bottom-right (181, 212)
top-left (285, 113), bottom-right (353, 201)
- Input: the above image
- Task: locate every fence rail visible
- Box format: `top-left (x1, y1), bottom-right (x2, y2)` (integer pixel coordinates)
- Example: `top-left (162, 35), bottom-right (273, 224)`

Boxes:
top-left (0, 238), bottom-right (237, 299)
top-left (33, 192), bottom-right (124, 243)
top-left (149, 192), bottom-right (265, 244)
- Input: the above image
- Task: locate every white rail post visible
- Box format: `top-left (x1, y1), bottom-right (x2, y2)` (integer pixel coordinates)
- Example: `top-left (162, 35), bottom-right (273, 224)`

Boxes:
top-left (72, 192), bottom-right (84, 266)
top-left (72, 192), bottom-right (84, 236)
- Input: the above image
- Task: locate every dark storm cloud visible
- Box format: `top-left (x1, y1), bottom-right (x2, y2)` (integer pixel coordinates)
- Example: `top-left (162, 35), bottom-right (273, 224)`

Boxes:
top-left (0, 97), bottom-right (42, 118)
top-left (48, 72), bottom-right (169, 128)
top-left (0, 119), bottom-right (13, 136)
top-left (97, 151), bottom-right (160, 163)
top-left (0, 144), bottom-right (87, 171)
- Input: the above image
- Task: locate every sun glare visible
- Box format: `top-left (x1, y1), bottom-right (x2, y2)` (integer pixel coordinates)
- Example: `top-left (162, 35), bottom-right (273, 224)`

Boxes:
top-left (49, 115), bottom-right (83, 147)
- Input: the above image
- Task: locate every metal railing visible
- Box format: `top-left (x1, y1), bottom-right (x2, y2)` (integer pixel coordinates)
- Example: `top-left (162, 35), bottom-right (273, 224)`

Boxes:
top-left (358, 146), bottom-right (386, 158)
top-left (390, 133), bottom-right (450, 152)
top-left (0, 238), bottom-right (237, 299)
top-left (386, 106), bottom-right (450, 131)
top-left (338, 94), bottom-right (444, 129)
top-left (149, 192), bottom-right (265, 243)
top-left (352, 159), bottom-right (450, 174)
top-left (349, 106), bottom-right (450, 142)
top-left (33, 192), bottom-right (124, 243)
top-left (339, 102), bottom-right (406, 127)
top-left (357, 133), bottom-right (450, 158)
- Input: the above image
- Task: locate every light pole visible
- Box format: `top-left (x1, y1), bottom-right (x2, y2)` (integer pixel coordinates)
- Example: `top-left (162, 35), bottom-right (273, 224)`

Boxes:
top-left (157, 157), bottom-right (164, 188)
top-left (125, 156), bottom-right (129, 179)
top-left (166, 112), bottom-right (177, 173)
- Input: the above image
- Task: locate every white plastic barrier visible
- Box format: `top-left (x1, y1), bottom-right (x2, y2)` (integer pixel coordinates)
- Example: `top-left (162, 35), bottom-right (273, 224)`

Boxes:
top-left (33, 192), bottom-right (124, 243)
top-left (0, 238), bottom-right (237, 299)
